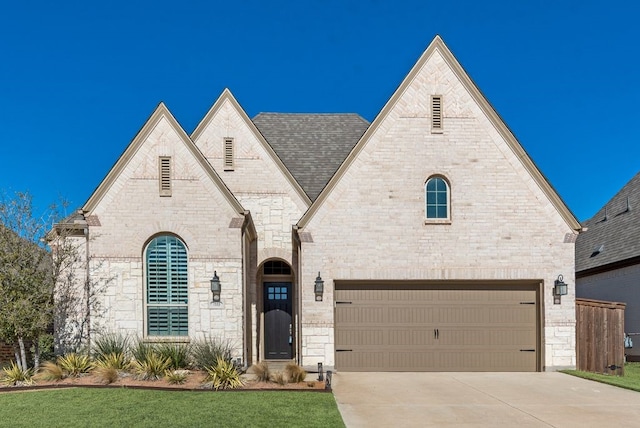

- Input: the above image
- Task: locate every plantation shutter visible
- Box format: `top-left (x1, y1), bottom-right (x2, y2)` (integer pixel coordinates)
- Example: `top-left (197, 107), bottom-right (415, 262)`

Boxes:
top-left (146, 236), bottom-right (188, 336)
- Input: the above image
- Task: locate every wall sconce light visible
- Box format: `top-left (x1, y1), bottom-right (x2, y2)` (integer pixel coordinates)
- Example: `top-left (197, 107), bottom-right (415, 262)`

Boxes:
top-left (553, 274), bottom-right (568, 304)
top-left (314, 272), bottom-right (324, 302)
top-left (210, 271), bottom-right (221, 302)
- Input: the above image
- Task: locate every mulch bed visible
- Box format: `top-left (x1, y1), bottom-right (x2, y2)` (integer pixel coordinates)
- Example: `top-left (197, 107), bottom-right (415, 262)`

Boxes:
top-left (0, 371), bottom-right (330, 393)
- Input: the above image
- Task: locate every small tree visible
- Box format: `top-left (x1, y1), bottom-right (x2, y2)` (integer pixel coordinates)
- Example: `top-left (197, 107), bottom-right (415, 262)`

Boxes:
top-left (0, 192), bottom-right (55, 370)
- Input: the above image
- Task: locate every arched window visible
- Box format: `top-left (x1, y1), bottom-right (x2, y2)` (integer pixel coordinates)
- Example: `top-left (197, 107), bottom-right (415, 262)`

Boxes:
top-left (146, 235), bottom-right (188, 336)
top-left (425, 176), bottom-right (450, 220)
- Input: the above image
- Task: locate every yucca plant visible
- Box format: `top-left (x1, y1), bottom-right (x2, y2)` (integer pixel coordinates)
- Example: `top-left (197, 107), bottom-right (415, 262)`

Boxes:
top-left (251, 361), bottom-right (270, 382)
top-left (1, 361), bottom-right (34, 386)
top-left (131, 352), bottom-right (171, 381)
top-left (165, 369), bottom-right (189, 385)
top-left (94, 352), bottom-right (129, 370)
top-left (203, 357), bottom-right (244, 390)
top-left (34, 361), bottom-right (64, 382)
top-left (93, 332), bottom-right (129, 362)
top-left (58, 353), bottom-right (93, 377)
top-left (284, 362), bottom-right (307, 383)
top-left (156, 343), bottom-right (190, 370)
top-left (190, 337), bottom-right (233, 369)
top-left (131, 340), bottom-right (156, 364)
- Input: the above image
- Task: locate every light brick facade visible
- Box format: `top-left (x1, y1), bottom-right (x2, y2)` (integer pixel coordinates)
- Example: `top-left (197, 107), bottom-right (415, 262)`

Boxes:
top-left (62, 36), bottom-right (579, 371)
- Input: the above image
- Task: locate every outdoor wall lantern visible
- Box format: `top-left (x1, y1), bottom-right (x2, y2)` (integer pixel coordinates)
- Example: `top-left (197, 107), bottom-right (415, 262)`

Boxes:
top-left (210, 271), bottom-right (221, 302)
top-left (553, 274), bottom-right (568, 304)
top-left (314, 272), bottom-right (324, 302)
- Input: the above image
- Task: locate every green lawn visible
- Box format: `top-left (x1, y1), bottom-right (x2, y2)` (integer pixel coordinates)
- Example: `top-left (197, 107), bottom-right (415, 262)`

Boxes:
top-left (0, 388), bottom-right (346, 428)
top-left (562, 362), bottom-right (640, 392)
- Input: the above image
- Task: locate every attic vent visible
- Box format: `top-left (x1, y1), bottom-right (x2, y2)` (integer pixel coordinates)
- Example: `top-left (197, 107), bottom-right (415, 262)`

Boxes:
top-left (431, 95), bottom-right (443, 133)
top-left (159, 156), bottom-right (172, 197)
top-left (224, 138), bottom-right (234, 171)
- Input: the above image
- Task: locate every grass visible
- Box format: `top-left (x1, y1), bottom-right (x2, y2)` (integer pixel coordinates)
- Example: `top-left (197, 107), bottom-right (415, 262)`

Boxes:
top-left (562, 362), bottom-right (640, 392)
top-left (0, 388), bottom-right (345, 428)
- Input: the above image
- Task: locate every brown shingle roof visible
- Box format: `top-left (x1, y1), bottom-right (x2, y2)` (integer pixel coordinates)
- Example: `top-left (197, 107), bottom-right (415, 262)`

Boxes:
top-left (576, 171), bottom-right (640, 273)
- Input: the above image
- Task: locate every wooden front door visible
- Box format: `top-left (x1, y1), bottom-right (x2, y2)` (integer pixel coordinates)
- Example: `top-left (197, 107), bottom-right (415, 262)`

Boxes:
top-left (264, 282), bottom-right (292, 359)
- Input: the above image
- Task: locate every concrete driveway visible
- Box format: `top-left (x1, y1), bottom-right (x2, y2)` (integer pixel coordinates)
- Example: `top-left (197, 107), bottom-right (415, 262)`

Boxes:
top-left (332, 372), bottom-right (640, 427)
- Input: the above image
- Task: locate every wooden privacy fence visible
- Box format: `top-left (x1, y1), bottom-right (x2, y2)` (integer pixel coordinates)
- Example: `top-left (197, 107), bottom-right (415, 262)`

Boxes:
top-left (576, 298), bottom-right (626, 375)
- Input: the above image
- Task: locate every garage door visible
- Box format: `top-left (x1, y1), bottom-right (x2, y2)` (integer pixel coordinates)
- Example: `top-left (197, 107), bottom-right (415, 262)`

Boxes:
top-left (334, 282), bottom-right (539, 372)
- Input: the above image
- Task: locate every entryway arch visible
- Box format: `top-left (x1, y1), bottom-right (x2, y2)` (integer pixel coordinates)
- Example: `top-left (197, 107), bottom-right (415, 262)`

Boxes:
top-left (258, 259), bottom-right (297, 361)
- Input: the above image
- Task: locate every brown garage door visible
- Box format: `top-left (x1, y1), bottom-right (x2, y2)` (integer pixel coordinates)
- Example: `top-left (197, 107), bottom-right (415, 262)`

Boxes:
top-left (334, 282), bottom-right (539, 372)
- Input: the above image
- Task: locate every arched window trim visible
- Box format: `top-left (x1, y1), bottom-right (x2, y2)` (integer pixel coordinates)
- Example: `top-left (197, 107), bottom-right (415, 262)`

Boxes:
top-left (144, 234), bottom-right (189, 337)
top-left (424, 175), bottom-right (451, 223)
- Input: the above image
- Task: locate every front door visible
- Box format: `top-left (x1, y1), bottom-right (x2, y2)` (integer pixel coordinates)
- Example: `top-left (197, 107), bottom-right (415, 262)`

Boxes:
top-left (264, 282), bottom-right (292, 359)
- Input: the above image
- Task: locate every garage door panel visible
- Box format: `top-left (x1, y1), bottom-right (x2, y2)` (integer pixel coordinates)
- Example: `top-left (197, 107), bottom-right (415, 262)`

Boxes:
top-left (335, 283), bottom-right (539, 372)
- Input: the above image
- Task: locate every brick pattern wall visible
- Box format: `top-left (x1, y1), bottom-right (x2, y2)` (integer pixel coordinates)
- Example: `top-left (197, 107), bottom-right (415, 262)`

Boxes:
top-left (0, 341), bottom-right (13, 365)
top-left (298, 48), bottom-right (576, 370)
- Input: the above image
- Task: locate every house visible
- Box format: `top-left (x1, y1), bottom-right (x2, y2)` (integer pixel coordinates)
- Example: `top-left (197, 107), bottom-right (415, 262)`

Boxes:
top-left (57, 36), bottom-right (581, 372)
top-left (575, 171), bottom-right (640, 360)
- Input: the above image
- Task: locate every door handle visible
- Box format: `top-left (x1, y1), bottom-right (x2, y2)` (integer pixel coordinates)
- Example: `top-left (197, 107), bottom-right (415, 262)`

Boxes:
top-left (434, 329), bottom-right (439, 340)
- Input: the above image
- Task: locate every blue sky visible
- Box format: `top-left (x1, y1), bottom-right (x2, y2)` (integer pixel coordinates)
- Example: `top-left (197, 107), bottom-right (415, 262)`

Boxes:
top-left (1, 1), bottom-right (638, 222)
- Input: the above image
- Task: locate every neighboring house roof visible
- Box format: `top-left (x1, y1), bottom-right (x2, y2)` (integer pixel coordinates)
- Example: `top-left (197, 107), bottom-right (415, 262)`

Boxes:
top-left (576, 171), bottom-right (640, 275)
top-left (252, 113), bottom-right (369, 201)
top-left (296, 35), bottom-right (582, 231)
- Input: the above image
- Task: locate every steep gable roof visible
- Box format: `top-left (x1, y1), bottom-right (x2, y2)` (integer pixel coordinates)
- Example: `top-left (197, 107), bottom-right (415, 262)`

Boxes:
top-left (252, 113), bottom-right (369, 201)
top-left (297, 35), bottom-right (581, 231)
top-left (576, 171), bottom-right (640, 274)
top-left (191, 89), bottom-right (312, 205)
top-left (83, 103), bottom-right (245, 214)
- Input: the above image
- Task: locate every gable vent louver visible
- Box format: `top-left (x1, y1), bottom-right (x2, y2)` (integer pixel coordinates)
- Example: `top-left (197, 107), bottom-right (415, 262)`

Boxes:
top-left (431, 95), bottom-right (443, 133)
top-left (224, 137), bottom-right (234, 171)
top-left (159, 156), bottom-right (172, 197)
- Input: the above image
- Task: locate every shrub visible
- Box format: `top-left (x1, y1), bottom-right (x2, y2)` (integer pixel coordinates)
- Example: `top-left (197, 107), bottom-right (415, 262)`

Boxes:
top-left (285, 362), bottom-right (307, 383)
top-left (32, 334), bottom-right (55, 364)
top-left (203, 357), bottom-right (244, 390)
top-left (93, 332), bottom-right (129, 362)
top-left (251, 361), bottom-right (270, 382)
top-left (271, 371), bottom-right (286, 386)
top-left (165, 369), bottom-right (189, 385)
top-left (157, 343), bottom-right (190, 370)
top-left (131, 340), bottom-right (156, 364)
top-left (1, 361), bottom-right (33, 386)
top-left (94, 352), bottom-right (129, 371)
top-left (190, 337), bottom-right (233, 369)
top-left (34, 361), bottom-right (64, 382)
top-left (57, 353), bottom-right (93, 377)
top-left (93, 366), bottom-right (119, 384)
top-left (131, 353), bottom-right (171, 381)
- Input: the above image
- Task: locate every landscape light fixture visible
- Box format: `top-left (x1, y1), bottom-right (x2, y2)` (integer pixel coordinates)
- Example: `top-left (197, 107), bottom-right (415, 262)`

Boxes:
top-left (314, 272), bottom-right (324, 302)
top-left (210, 271), bottom-right (221, 302)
